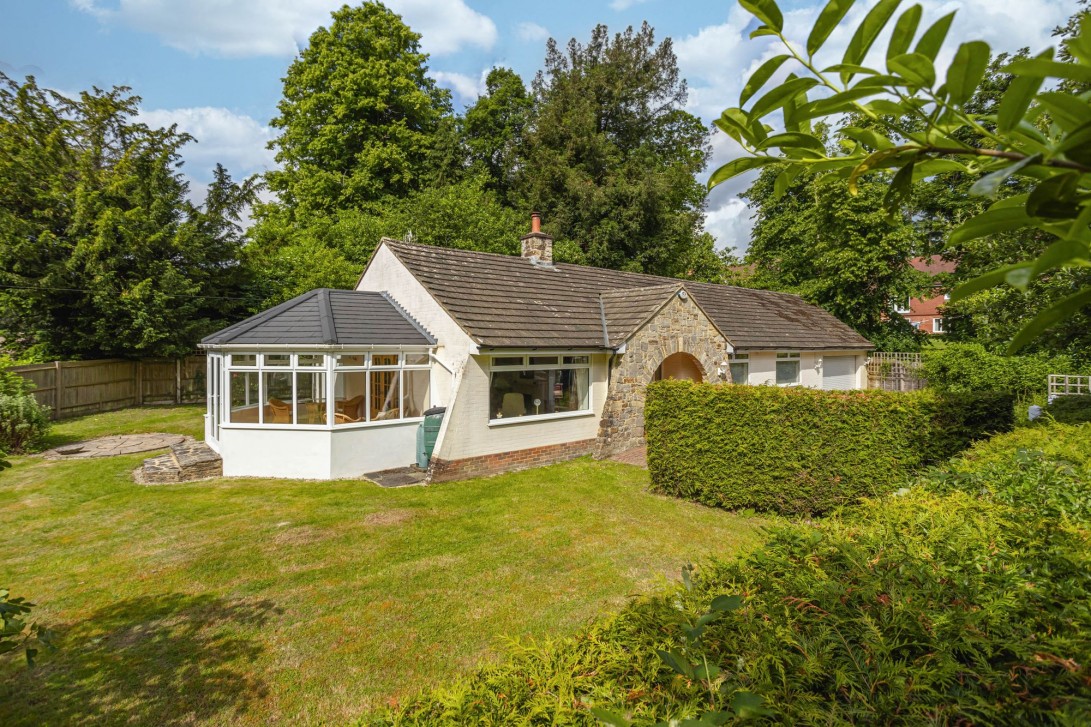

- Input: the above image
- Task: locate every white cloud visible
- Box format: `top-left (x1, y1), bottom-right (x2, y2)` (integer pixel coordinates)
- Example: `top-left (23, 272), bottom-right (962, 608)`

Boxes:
top-left (516, 21), bottom-right (550, 43)
top-left (704, 198), bottom-right (752, 254)
top-left (137, 106), bottom-right (276, 181)
top-left (433, 69), bottom-right (488, 103)
top-left (610, 0), bottom-right (652, 10)
top-left (70, 0), bottom-right (497, 57)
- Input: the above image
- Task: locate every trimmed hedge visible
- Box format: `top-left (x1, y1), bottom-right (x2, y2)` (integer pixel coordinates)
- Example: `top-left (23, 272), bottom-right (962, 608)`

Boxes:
top-left (1048, 395), bottom-right (1091, 425)
top-left (921, 342), bottom-right (1085, 399)
top-left (645, 381), bottom-right (1013, 517)
top-left (363, 423), bottom-right (1091, 725)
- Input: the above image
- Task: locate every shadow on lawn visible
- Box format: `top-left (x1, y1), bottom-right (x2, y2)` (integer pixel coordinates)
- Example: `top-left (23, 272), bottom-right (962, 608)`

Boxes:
top-left (0, 592), bottom-right (281, 726)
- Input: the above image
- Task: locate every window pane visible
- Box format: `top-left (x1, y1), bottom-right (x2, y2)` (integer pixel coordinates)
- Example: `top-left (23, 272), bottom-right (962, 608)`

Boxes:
top-left (297, 354), bottom-right (324, 367)
top-left (336, 354), bottom-right (366, 367)
top-left (529, 356), bottom-right (558, 366)
top-left (264, 353), bottom-right (290, 367)
top-left (228, 371), bottom-right (259, 423)
top-left (263, 371), bottom-right (294, 423)
top-left (404, 352), bottom-right (430, 366)
top-left (402, 370), bottom-right (430, 418)
top-left (332, 371), bottom-right (367, 424)
top-left (563, 355), bottom-right (589, 365)
top-left (775, 361), bottom-right (799, 385)
top-left (371, 353), bottom-right (399, 367)
top-left (776, 352), bottom-right (799, 360)
top-left (492, 356), bottom-right (523, 367)
top-left (730, 363), bottom-right (749, 384)
top-left (230, 353), bottom-right (256, 367)
top-left (490, 368), bottom-right (589, 419)
top-left (730, 353), bottom-right (748, 361)
top-left (552, 368), bottom-right (589, 412)
top-left (371, 369), bottom-right (400, 420)
top-left (295, 372), bottom-right (326, 424)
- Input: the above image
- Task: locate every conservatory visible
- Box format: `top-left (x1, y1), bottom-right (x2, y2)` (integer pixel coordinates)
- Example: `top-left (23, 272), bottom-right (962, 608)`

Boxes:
top-left (200, 289), bottom-right (440, 479)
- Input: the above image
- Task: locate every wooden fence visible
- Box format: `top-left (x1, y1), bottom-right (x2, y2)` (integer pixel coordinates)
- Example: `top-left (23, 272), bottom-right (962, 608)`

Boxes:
top-left (867, 352), bottom-right (926, 391)
top-left (1048, 374), bottom-right (1091, 398)
top-left (8, 356), bottom-right (206, 420)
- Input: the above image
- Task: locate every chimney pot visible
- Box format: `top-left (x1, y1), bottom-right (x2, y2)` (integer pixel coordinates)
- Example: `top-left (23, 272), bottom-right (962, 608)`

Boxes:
top-left (531, 212), bottom-right (541, 233)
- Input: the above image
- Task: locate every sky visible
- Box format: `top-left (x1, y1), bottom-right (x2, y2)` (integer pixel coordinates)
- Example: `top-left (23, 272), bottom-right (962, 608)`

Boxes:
top-left (0, 0), bottom-right (1075, 253)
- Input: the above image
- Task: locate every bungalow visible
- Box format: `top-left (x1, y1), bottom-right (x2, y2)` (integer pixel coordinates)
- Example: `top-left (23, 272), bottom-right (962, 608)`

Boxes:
top-left (199, 215), bottom-right (872, 481)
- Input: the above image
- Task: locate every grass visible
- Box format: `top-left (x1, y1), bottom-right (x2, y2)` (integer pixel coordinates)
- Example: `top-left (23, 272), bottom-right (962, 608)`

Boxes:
top-left (0, 406), bottom-right (767, 726)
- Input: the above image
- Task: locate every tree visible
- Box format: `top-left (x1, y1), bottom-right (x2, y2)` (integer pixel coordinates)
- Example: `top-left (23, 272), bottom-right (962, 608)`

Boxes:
top-left (711, 0), bottom-right (1091, 352)
top-left (517, 23), bottom-right (721, 279)
top-left (462, 67), bottom-right (533, 205)
top-left (0, 74), bottom-right (255, 360)
top-left (264, 2), bottom-right (451, 218)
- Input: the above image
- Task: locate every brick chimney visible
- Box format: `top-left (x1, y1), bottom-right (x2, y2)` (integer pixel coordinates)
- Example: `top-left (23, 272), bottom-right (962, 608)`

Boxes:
top-left (520, 212), bottom-right (553, 264)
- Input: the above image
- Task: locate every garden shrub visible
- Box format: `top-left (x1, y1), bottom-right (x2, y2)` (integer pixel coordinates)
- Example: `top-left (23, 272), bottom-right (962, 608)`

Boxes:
top-left (921, 342), bottom-right (1083, 399)
top-left (644, 381), bottom-right (1012, 517)
top-left (0, 394), bottom-right (51, 454)
top-left (0, 355), bottom-right (32, 397)
top-left (1048, 395), bottom-right (1091, 425)
top-left (364, 424), bottom-right (1091, 726)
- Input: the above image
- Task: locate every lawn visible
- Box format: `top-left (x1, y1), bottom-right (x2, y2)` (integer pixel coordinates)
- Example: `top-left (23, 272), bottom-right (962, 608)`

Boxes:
top-left (0, 406), bottom-right (767, 726)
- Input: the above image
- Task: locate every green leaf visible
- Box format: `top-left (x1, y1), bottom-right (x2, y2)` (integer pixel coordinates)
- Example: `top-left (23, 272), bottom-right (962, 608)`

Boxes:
top-left (888, 52), bottom-right (936, 88)
top-left (997, 48), bottom-right (1053, 132)
top-left (771, 166), bottom-right (803, 201)
top-left (842, 0), bottom-right (903, 81)
top-left (848, 147), bottom-right (910, 194)
top-left (945, 41), bottom-right (990, 105)
top-left (866, 98), bottom-right (906, 116)
top-left (1027, 173), bottom-right (1082, 219)
top-left (949, 205), bottom-right (1033, 245)
top-left (708, 156), bottom-right (777, 189)
top-left (1055, 120), bottom-right (1091, 166)
top-left (748, 77), bottom-right (819, 121)
top-left (821, 63), bottom-right (878, 75)
top-left (882, 158), bottom-right (916, 220)
top-left (657, 649), bottom-right (695, 678)
top-left (790, 86), bottom-right (887, 123)
top-left (913, 11), bottom-right (955, 61)
top-left (590, 707), bottom-right (632, 727)
top-left (711, 594), bottom-right (744, 612)
top-left (1036, 92), bottom-right (1091, 133)
top-left (740, 55), bottom-right (791, 105)
top-left (1006, 58), bottom-right (1091, 85)
top-left (756, 132), bottom-right (826, 154)
top-left (841, 127), bottom-right (895, 150)
top-left (739, 0), bottom-right (784, 32)
top-left (731, 691), bottom-right (772, 718)
top-left (949, 263), bottom-right (1031, 302)
top-left (808, 0), bottom-right (856, 57)
top-left (749, 26), bottom-right (779, 39)
top-left (886, 4), bottom-right (922, 59)
top-left (1031, 238), bottom-right (1090, 277)
top-left (694, 662), bottom-right (722, 680)
top-left (968, 153), bottom-right (1041, 198)
top-left (1009, 286), bottom-right (1091, 353)
top-left (1066, 14), bottom-right (1091, 65)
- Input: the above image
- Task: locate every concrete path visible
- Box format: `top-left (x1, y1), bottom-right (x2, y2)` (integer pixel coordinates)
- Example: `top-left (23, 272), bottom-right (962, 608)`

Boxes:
top-left (610, 446), bottom-right (648, 468)
top-left (42, 433), bottom-right (187, 460)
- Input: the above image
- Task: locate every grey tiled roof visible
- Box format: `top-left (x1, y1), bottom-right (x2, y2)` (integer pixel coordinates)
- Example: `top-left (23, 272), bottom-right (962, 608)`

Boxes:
top-left (380, 240), bottom-right (871, 351)
top-left (202, 289), bottom-right (435, 347)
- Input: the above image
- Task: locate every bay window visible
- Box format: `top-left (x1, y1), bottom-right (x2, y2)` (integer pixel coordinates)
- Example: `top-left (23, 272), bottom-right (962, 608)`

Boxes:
top-left (489, 354), bottom-right (591, 422)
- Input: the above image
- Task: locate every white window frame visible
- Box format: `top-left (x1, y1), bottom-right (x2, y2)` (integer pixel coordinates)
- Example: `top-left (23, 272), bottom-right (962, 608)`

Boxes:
top-left (221, 349), bottom-right (433, 430)
top-left (487, 353), bottom-right (594, 426)
top-left (932, 318), bottom-right (945, 333)
top-left (728, 352), bottom-right (749, 385)
top-left (893, 297), bottom-right (912, 314)
top-left (775, 352), bottom-right (801, 387)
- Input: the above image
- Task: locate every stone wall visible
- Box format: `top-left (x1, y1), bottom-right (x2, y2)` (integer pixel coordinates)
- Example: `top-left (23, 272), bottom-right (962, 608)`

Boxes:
top-left (596, 293), bottom-right (729, 456)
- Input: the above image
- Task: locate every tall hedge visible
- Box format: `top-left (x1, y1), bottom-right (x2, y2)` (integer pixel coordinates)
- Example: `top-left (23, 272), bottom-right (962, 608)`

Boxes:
top-left (645, 381), bottom-right (1013, 516)
top-left (921, 342), bottom-right (1086, 399)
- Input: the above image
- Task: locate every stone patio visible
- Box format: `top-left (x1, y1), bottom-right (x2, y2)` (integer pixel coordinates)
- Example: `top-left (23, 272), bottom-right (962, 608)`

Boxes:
top-left (42, 433), bottom-right (187, 460)
top-left (610, 446), bottom-right (648, 468)
top-left (364, 466), bottom-right (429, 488)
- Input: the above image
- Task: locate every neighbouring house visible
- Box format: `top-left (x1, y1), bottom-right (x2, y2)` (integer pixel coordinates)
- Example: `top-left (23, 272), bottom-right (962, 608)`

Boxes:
top-left (199, 214), bottom-right (872, 481)
top-left (896, 255), bottom-right (957, 334)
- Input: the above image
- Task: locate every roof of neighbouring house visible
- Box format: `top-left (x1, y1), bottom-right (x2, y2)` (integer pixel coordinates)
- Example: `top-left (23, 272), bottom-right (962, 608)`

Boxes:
top-left (375, 239), bottom-right (872, 351)
top-left (910, 255), bottom-right (958, 275)
top-left (200, 289), bottom-right (435, 347)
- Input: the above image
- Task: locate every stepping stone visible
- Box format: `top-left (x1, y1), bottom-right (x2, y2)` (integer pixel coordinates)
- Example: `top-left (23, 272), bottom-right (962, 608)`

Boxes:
top-left (134, 440), bottom-right (222, 484)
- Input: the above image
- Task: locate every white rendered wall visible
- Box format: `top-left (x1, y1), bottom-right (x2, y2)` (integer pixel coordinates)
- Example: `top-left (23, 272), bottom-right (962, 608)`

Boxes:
top-left (743, 351), bottom-right (868, 389)
top-left (356, 243), bottom-right (476, 407)
top-left (435, 353), bottom-right (609, 461)
top-left (220, 427), bottom-right (333, 479)
top-left (330, 422), bottom-right (419, 477)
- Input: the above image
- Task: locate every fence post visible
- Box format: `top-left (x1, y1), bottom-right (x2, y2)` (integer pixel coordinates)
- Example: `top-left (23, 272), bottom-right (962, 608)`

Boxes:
top-left (53, 360), bottom-right (64, 420)
top-left (136, 360), bottom-right (144, 406)
top-left (175, 358), bottom-right (182, 405)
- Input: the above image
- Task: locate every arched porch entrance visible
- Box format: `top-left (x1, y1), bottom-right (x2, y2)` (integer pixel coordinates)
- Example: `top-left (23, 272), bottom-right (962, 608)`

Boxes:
top-left (652, 351), bottom-right (704, 382)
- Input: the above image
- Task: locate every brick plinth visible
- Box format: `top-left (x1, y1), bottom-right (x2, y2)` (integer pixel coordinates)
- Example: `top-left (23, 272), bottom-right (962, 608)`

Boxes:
top-left (429, 438), bottom-right (596, 482)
